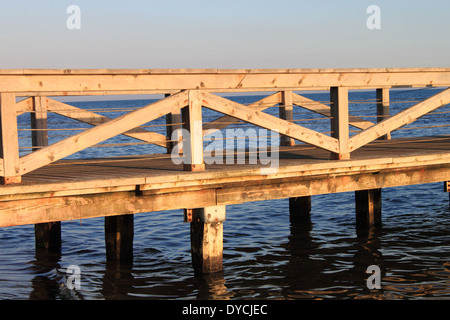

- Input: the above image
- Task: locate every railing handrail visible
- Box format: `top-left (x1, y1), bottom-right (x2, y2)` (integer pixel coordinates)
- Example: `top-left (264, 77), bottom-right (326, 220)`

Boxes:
top-left (2, 67), bottom-right (450, 75)
top-left (1, 68), bottom-right (450, 96)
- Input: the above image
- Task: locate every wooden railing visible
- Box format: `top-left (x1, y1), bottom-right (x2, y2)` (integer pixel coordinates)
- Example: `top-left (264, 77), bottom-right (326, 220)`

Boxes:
top-left (1, 68), bottom-right (450, 184)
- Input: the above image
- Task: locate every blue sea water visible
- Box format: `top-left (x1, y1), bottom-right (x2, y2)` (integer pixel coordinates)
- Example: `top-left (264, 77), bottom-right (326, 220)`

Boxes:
top-left (0, 88), bottom-right (449, 300)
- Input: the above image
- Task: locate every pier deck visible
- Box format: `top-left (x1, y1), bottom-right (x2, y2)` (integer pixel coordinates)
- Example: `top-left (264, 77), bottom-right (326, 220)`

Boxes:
top-left (1, 135), bottom-right (449, 227)
top-left (1, 68), bottom-right (450, 274)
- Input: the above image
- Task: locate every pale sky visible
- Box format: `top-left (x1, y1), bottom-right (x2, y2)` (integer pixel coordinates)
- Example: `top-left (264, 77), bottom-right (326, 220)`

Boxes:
top-left (1, 0), bottom-right (449, 69)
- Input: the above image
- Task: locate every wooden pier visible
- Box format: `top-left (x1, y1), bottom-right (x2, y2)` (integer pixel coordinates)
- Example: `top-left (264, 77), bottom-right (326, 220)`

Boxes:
top-left (1, 68), bottom-right (450, 275)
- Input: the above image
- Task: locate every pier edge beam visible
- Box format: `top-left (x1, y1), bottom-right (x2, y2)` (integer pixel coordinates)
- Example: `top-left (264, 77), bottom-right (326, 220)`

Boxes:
top-left (330, 87), bottom-right (350, 160)
top-left (355, 189), bottom-right (382, 228)
top-left (185, 205), bottom-right (226, 275)
top-left (105, 214), bottom-right (134, 262)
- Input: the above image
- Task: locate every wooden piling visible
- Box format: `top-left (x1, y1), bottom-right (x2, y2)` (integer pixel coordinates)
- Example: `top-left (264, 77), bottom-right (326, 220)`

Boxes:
top-left (186, 206), bottom-right (225, 275)
top-left (105, 214), bottom-right (134, 262)
top-left (289, 196), bottom-right (312, 221)
top-left (35, 222), bottom-right (61, 251)
top-left (355, 189), bottom-right (382, 227)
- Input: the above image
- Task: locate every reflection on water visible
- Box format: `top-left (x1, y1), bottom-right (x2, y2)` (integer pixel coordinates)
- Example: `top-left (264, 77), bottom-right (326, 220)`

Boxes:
top-left (194, 272), bottom-right (235, 300)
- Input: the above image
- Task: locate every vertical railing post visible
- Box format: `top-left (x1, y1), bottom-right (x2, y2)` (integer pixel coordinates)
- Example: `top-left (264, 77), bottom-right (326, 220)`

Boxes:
top-left (330, 87), bottom-right (350, 160)
top-left (0, 93), bottom-right (21, 184)
top-left (31, 96), bottom-right (48, 151)
top-left (165, 93), bottom-right (183, 154)
top-left (182, 90), bottom-right (205, 172)
top-left (376, 88), bottom-right (391, 140)
top-left (279, 90), bottom-right (295, 146)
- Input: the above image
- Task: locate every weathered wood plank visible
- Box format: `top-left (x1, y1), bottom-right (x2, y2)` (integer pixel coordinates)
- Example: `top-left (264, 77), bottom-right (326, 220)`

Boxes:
top-left (0, 189), bottom-right (217, 227)
top-left (1, 67), bottom-right (450, 75)
top-left (16, 97), bottom-right (34, 115)
top-left (2, 69), bottom-right (450, 94)
top-left (215, 164), bottom-right (450, 205)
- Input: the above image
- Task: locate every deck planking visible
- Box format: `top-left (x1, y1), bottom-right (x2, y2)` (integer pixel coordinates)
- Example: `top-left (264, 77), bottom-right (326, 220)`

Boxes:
top-left (1, 135), bottom-right (449, 200)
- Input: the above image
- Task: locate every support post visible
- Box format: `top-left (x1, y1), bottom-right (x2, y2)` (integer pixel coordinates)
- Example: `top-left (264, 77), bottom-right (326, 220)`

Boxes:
top-left (279, 90), bottom-right (295, 146)
top-left (31, 96), bottom-right (62, 251)
top-left (35, 222), bottom-right (61, 251)
top-left (105, 214), bottom-right (134, 262)
top-left (289, 196), bottom-right (311, 221)
top-left (355, 189), bottom-right (382, 227)
top-left (182, 90), bottom-right (204, 172)
top-left (0, 93), bottom-right (21, 184)
top-left (376, 88), bottom-right (391, 140)
top-left (330, 87), bottom-right (350, 160)
top-left (185, 205), bottom-right (225, 275)
top-left (165, 93), bottom-right (183, 154)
